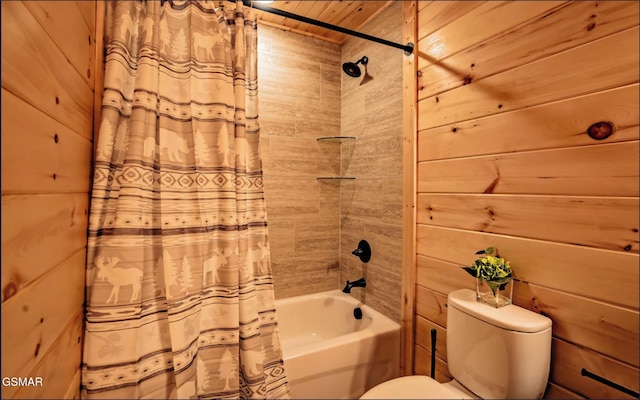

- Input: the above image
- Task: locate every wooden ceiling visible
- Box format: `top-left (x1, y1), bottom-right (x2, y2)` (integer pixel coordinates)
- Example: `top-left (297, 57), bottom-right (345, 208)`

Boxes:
top-left (246, 1), bottom-right (394, 44)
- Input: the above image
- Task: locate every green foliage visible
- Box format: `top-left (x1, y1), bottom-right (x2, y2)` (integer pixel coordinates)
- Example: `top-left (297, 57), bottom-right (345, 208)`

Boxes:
top-left (462, 247), bottom-right (512, 284)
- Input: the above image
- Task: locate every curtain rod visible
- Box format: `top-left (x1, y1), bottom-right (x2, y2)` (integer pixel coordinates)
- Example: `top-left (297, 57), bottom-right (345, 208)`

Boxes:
top-left (158, 0), bottom-right (413, 54)
top-left (237, 0), bottom-right (414, 55)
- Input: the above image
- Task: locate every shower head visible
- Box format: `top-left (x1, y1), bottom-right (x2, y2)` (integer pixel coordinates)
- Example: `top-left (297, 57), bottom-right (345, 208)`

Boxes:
top-left (342, 62), bottom-right (361, 78)
top-left (342, 56), bottom-right (368, 78)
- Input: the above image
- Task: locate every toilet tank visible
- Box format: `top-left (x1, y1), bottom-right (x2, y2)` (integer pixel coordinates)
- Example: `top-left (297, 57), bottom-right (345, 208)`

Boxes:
top-left (446, 289), bottom-right (552, 399)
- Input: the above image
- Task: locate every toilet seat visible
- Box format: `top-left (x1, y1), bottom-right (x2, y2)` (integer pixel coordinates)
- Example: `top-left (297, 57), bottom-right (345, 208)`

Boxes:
top-left (360, 376), bottom-right (462, 399)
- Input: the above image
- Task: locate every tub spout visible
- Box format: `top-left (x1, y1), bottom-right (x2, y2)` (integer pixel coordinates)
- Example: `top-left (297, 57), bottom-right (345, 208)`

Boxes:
top-left (342, 278), bottom-right (366, 293)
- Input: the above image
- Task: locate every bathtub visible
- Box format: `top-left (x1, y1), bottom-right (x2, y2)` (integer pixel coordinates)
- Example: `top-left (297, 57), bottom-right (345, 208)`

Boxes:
top-left (275, 290), bottom-right (401, 399)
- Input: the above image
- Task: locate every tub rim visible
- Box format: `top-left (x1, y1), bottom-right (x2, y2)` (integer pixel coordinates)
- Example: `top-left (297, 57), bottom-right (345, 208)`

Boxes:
top-left (275, 290), bottom-right (400, 360)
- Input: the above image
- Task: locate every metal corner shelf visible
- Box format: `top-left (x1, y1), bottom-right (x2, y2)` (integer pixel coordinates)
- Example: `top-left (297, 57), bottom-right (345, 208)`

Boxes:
top-left (316, 136), bottom-right (356, 142)
top-left (316, 176), bottom-right (356, 181)
top-left (316, 136), bottom-right (356, 180)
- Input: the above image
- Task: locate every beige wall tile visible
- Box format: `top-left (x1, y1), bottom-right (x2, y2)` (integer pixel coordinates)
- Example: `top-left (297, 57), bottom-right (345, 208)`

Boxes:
top-left (259, 53), bottom-right (322, 99)
top-left (382, 176), bottom-right (403, 224)
top-left (295, 216), bottom-right (340, 256)
top-left (272, 254), bottom-right (340, 299)
top-left (267, 218), bottom-right (295, 260)
top-left (259, 25), bottom-right (343, 299)
top-left (295, 98), bottom-right (340, 139)
top-left (258, 4), bottom-right (403, 319)
top-left (342, 178), bottom-right (384, 220)
top-left (267, 136), bottom-right (335, 177)
top-left (340, 2), bottom-right (404, 322)
top-left (266, 26), bottom-right (341, 66)
top-left (264, 177), bottom-right (320, 218)
top-left (318, 181), bottom-right (341, 218)
top-left (321, 65), bottom-right (342, 104)
top-left (260, 94), bottom-right (296, 137)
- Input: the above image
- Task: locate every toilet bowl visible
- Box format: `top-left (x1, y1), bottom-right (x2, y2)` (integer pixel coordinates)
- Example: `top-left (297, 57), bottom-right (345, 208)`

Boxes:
top-left (360, 289), bottom-right (552, 399)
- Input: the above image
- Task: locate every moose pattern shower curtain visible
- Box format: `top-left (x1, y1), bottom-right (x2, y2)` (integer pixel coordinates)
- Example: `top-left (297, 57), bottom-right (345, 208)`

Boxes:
top-left (82, 1), bottom-right (289, 398)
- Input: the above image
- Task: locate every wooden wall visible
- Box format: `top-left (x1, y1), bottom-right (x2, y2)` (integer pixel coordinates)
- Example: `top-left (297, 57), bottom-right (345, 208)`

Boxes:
top-left (340, 2), bottom-right (404, 323)
top-left (410, 1), bottom-right (639, 398)
top-left (258, 24), bottom-right (344, 299)
top-left (1, 1), bottom-right (101, 398)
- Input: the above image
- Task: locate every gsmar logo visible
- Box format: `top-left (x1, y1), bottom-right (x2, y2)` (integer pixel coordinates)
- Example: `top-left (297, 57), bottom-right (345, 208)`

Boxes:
top-left (2, 377), bottom-right (44, 387)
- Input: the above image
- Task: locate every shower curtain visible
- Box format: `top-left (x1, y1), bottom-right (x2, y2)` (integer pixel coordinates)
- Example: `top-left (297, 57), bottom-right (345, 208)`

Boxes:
top-left (82, 1), bottom-right (289, 398)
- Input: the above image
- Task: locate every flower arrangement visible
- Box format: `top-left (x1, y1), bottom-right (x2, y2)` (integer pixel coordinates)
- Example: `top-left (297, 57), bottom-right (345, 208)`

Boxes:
top-left (462, 247), bottom-right (513, 307)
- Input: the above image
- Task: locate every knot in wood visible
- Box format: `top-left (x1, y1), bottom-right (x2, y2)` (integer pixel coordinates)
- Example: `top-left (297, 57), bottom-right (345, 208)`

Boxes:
top-left (587, 121), bottom-right (614, 140)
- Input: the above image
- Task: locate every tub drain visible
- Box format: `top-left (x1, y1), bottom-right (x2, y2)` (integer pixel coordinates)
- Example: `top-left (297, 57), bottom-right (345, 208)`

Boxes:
top-left (353, 307), bottom-right (363, 320)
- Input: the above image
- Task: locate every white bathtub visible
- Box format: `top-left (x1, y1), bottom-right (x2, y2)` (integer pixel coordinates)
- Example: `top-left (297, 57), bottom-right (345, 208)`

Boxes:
top-left (275, 290), bottom-right (401, 399)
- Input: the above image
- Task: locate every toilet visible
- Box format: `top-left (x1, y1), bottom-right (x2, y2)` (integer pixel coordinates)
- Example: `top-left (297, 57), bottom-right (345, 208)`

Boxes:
top-left (361, 289), bottom-right (552, 399)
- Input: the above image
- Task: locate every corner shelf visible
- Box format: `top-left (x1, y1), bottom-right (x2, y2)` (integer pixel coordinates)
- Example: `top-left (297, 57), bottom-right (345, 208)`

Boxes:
top-left (316, 136), bottom-right (356, 180)
top-left (316, 136), bottom-right (356, 142)
top-left (316, 176), bottom-right (356, 181)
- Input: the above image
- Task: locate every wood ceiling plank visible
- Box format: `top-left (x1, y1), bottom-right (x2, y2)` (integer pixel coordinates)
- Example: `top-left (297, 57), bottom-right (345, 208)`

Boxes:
top-left (248, 1), bottom-right (394, 44)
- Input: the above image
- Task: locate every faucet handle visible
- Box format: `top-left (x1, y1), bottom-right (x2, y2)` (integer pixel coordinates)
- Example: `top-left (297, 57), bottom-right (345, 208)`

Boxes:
top-left (352, 240), bottom-right (371, 263)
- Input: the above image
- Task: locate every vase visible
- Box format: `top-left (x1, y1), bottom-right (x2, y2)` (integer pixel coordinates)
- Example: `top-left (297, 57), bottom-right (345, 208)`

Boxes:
top-left (476, 277), bottom-right (513, 308)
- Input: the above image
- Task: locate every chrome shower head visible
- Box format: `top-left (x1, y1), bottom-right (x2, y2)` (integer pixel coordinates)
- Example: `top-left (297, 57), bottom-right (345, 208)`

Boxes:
top-left (342, 56), bottom-right (368, 78)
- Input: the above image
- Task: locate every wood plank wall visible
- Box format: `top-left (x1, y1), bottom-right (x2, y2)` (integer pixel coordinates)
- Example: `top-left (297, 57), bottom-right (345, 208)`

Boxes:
top-left (411, 1), bottom-right (639, 398)
top-left (401, 0), bottom-right (418, 377)
top-left (1, 1), bottom-right (100, 398)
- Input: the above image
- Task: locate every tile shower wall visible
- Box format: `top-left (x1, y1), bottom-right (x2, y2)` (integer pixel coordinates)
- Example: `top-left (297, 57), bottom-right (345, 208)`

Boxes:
top-left (258, 25), bottom-right (343, 299)
top-left (340, 3), bottom-right (403, 322)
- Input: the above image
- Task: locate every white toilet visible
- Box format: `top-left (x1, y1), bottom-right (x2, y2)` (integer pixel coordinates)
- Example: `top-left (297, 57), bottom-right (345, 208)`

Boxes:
top-left (361, 288), bottom-right (552, 399)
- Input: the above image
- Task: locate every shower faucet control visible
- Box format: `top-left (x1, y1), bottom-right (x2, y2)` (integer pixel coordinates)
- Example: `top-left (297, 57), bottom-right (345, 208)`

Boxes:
top-left (342, 278), bottom-right (366, 293)
top-left (352, 240), bottom-right (371, 263)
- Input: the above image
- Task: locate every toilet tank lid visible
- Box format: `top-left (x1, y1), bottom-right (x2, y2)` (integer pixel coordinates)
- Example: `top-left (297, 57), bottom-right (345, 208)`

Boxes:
top-left (448, 289), bottom-right (552, 333)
